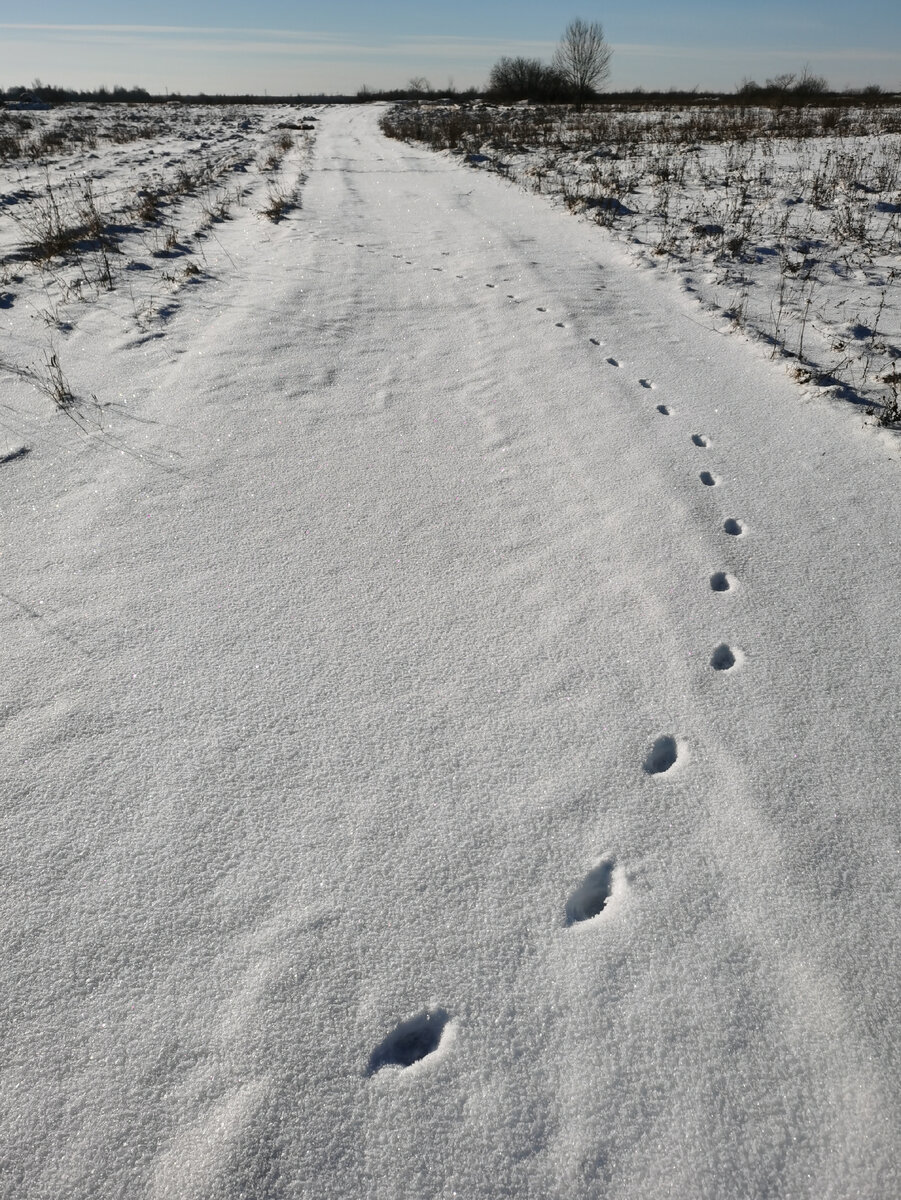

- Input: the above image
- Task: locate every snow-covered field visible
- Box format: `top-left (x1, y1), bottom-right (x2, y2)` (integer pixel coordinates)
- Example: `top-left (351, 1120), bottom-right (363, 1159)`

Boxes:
top-left (1, 103), bottom-right (900, 1198)
top-left (0, 102), bottom-right (312, 414)
top-left (384, 101), bottom-right (901, 423)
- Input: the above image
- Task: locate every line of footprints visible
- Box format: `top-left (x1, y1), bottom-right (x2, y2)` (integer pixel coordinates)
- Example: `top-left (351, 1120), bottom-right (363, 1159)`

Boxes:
top-left (365, 282), bottom-right (746, 1077)
top-left (597, 345), bottom-right (745, 672)
top-left (368, 852), bottom-right (618, 1073)
top-left (368, 756), bottom-right (705, 1076)
top-left (366, 842), bottom-right (622, 1075)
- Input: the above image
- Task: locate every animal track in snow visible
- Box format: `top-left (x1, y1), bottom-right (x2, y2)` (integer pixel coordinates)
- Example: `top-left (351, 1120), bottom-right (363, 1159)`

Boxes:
top-left (536, 306), bottom-right (547, 312)
top-left (656, 404), bottom-right (671, 415)
top-left (723, 518), bottom-right (744, 536)
top-left (710, 643), bottom-right (740, 671)
top-left (555, 322), bottom-right (568, 328)
top-left (606, 357), bottom-right (621, 367)
top-left (691, 434), bottom-right (709, 447)
top-left (589, 338), bottom-right (601, 346)
top-left (485, 282), bottom-right (496, 287)
top-left (638, 379), bottom-right (654, 389)
top-left (565, 858), bottom-right (615, 925)
top-left (699, 471), bottom-right (718, 486)
top-left (643, 735), bottom-right (682, 776)
top-left (710, 571), bottom-right (735, 592)
top-left (367, 1008), bottom-right (450, 1075)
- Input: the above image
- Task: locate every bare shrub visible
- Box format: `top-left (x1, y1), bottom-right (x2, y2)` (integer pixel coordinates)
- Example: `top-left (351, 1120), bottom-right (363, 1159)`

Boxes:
top-left (14, 180), bottom-right (81, 260)
top-left (0, 347), bottom-right (75, 410)
top-left (487, 58), bottom-right (568, 103)
top-left (135, 188), bottom-right (165, 224)
top-left (878, 369), bottom-right (901, 425)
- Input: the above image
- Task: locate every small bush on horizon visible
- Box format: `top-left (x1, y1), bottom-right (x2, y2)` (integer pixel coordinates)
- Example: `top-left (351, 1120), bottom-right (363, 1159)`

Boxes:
top-left (736, 67), bottom-right (831, 104)
top-left (486, 58), bottom-right (569, 104)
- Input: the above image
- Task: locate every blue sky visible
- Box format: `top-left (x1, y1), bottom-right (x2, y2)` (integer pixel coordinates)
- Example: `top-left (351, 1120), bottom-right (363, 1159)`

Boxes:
top-left (2, 2), bottom-right (900, 94)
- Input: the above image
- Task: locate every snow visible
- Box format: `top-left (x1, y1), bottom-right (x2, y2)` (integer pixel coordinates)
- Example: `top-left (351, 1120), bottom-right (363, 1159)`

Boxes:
top-left (385, 101), bottom-right (901, 425)
top-left (1, 102), bottom-right (900, 1198)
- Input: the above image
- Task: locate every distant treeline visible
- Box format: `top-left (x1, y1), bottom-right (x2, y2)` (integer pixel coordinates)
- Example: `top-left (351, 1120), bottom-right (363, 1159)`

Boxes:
top-left (358, 83), bottom-right (897, 106)
top-left (1, 82), bottom-right (362, 105)
top-left (3, 79), bottom-right (897, 109)
top-left (355, 62), bottom-right (896, 106)
top-left (4, 83), bottom-right (154, 103)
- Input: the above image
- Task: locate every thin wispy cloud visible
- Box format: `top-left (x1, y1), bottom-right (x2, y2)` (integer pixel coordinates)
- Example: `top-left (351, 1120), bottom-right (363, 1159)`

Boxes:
top-left (617, 42), bottom-right (901, 66)
top-left (0, 24), bottom-right (556, 90)
top-left (0, 24), bottom-right (552, 50)
top-left (1, 19), bottom-right (897, 92)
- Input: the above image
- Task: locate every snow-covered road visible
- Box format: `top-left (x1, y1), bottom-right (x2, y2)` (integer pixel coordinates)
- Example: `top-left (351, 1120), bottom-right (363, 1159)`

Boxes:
top-left (2, 104), bottom-right (899, 1198)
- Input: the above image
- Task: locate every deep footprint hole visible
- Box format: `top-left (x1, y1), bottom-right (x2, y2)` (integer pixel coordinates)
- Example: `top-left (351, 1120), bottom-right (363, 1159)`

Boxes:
top-left (691, 434), bottom-right (708, 447)
top-left (367, 1008), bottom-right (449, 1075)
top-left (656, 404), bottom-right (670, 415)
top-left (700, 471), bottom-right (716, 486)
top-left (565, 859), bottom-right (615, 925)
top-left (711, 644), bottom-right (737, 671)
top-left (723, 518), bottom-right (743, 536)
top-left (710, 572), bottom-right (731, 592)
top-left (644, 735), bottom-right (679, 775)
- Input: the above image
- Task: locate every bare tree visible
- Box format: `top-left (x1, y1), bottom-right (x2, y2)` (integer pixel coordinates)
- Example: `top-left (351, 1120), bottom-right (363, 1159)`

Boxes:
top-left (553, 18), bottom-right (612, 108)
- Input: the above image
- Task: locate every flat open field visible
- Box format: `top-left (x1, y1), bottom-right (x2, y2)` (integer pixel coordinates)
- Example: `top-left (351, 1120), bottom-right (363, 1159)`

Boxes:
top-left (384, 99), bottom-right (901, 422)
top-left (1, 102), bottom-right (899, 1199)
